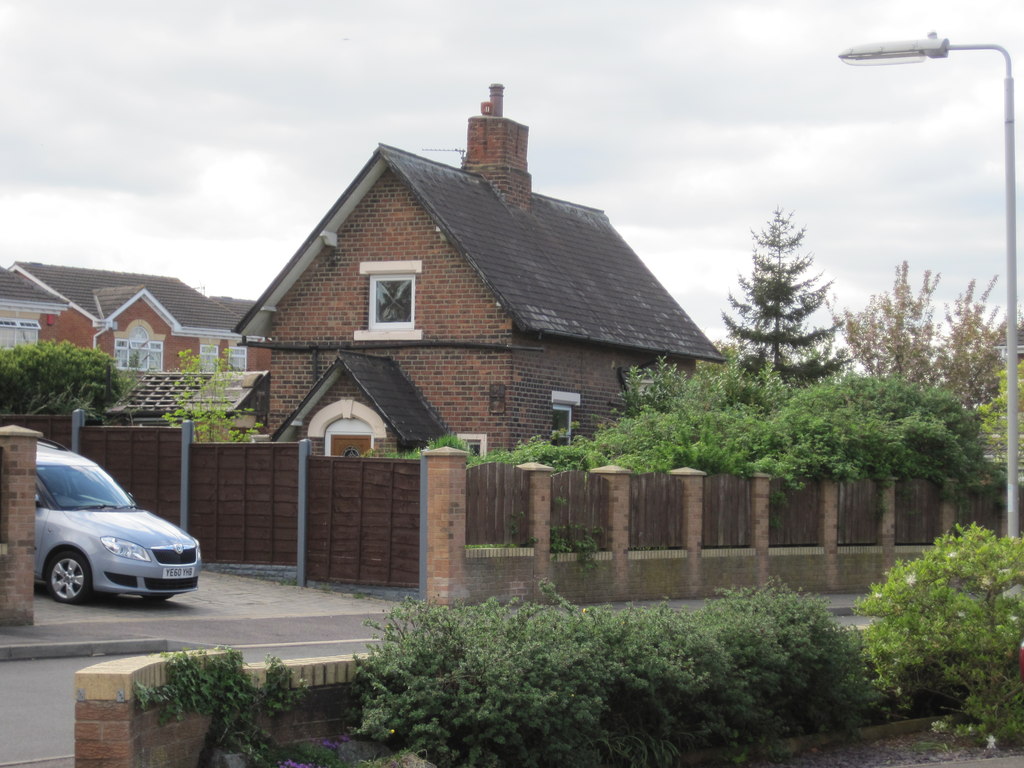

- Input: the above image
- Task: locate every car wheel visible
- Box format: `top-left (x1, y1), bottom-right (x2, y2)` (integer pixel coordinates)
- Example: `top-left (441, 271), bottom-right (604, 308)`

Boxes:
top-left (47, 550), bottom-right (93, 604)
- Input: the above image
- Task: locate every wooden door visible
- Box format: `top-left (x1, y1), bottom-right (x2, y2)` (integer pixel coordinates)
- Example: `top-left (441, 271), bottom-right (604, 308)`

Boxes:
top-left (330, 435), bottom-right (372, 457)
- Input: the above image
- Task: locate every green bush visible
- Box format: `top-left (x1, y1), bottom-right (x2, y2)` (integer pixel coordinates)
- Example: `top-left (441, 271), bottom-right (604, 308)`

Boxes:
top-left (351, 585), bottom-right (874, 767)
top-left (0, 341), bottom-right (131, 416)
top-left (695, 585), bottom-right (876, 744)
top-left (856, 524), bottom-right (1024, 743)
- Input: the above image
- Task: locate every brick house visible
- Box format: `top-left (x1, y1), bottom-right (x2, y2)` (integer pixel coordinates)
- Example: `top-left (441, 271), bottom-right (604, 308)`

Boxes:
top-left (236, 85), bottom-right (722, 456)
top-left (0, 266), bottom-right (67, 347)
top-left (9, 262), bottom-right (270, 373)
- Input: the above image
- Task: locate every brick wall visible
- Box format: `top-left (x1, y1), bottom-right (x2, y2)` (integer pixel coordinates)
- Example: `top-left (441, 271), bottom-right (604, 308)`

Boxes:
top-left (425, 451), bottom-right (960, 605)
top-left (40, 306), bottom-right (95, 347)
top-left (74, 653), bottom-right (357, 768)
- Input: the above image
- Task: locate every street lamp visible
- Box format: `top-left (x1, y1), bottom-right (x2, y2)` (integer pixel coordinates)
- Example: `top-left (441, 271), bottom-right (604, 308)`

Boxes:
top-left (840, 33), bottom-right (1019, 537)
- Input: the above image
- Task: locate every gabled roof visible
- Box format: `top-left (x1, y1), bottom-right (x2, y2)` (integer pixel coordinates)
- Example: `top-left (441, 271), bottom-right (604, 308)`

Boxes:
top-left (12, 262), bottom-right (242, 334)
top-left (274, 351), bottom-right (447, 445)
top-left (0, 266), bottom-right (66, 313)
top-left (237, 145), bottom-right (723, 362)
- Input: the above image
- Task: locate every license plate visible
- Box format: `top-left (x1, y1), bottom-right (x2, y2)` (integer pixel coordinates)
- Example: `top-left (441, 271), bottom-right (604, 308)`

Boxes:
top-left (163, 566), bottom-right (195, 579)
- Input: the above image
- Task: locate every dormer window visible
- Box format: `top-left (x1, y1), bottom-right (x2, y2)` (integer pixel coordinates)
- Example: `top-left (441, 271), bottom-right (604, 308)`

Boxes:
top-left (355, 260), bottom-right (424, 341)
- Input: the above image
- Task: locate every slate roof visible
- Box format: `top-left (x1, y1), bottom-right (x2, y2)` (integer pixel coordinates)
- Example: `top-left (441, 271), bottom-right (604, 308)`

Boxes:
top-left (238, 145), bottom-right (723, 362)
top-left (209, 296), bottom-right (257, 324)
top-left (274, 351), bottom-right (447, 445)
top-left (0, 266), bottom-right (66, 310)
top-left (12, 262), bottom-right (241, 331)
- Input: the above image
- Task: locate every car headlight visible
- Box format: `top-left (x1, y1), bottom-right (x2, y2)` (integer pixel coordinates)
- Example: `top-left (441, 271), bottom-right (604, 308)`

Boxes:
top-left (100, 536), bottom-right (152, 562)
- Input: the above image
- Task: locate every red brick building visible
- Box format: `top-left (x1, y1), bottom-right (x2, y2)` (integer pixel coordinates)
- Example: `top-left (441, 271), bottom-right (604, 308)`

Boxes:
top-left (237, 85), bottom-right (722, 456)
top-left (9, 263), bottom-right (270, 374)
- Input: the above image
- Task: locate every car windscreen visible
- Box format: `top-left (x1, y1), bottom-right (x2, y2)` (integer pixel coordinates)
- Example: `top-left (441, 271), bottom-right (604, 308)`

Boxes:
top-left (37, 463), bottom-right (135, 510)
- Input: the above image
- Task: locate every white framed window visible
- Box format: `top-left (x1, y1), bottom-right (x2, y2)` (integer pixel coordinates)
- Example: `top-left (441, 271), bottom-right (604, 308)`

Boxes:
top-left (355, 260), bottom-right (424, 340)
top-left (0, 318), bottom-right (40, 348)
top-left (199, 344), bottom-right (219, 371)
top-left (370, 274), bottom-right (415, 330)
top-left (457, 433), bottom-right (488, 456)
top-left (551, 391), bottom-right (581, 446)
top-left (228, 346), bottom-right (247, 370)
top-left (115, 326), bottom-right (163, 370)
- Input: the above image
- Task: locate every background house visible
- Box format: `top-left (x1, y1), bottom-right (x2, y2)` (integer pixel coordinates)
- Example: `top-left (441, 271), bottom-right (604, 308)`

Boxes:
top-left (8, 262), bottom-right (269, 373)
top-left (237, 85), bottom-right (722, 456)
top-left (0, 266), bottom-right (67, 347)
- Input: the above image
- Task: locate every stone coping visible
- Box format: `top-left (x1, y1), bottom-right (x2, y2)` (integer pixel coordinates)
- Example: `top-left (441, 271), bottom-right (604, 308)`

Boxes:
top-left (74, 651), bottom-right (360, 702)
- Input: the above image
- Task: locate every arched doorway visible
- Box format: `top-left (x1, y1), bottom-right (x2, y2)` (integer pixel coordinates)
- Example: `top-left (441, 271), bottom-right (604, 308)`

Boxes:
top-left (308, 399), bottom-right (388, 457)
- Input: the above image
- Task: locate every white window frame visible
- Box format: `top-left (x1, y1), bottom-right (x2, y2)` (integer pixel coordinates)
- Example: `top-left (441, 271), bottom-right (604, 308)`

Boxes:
top-left (115, 326), bottom-right (163, 371)
top-left (355, 260), bottom-right (424, 341)
top-left (369, 273), bottom-right (416, 330)
top-left (457, 433), bottom-right (488, 456)
top-left (0, 318), bottom-right (40, 348)
top-left (199, 344), bottom-right (219, 371)
top-left (551, 391), bottom-right (581, 445)
top-left (228, 346), bottom-right (247, 371)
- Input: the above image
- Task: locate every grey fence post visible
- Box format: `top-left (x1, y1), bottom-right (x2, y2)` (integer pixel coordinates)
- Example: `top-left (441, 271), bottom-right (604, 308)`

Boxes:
top-left (297, 439), bottom-right (311, 587)
top-left (180, 420), bottom-right (194, 531)
top-left (71, 408), bottom-right (86, 453)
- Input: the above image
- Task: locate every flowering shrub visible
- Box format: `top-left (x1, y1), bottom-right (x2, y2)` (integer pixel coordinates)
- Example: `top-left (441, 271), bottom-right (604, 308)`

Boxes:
top-left (856, 524), bottom-right (1024, 743)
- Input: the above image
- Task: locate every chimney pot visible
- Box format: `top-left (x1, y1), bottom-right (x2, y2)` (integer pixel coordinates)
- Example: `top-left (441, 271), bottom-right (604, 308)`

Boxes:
top-left (488, 83), bottom-right (504, 117)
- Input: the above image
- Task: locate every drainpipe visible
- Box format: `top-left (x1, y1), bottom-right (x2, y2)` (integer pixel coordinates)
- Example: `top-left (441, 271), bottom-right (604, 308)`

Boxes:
top-left (297, 439), bottom-right (311, 587)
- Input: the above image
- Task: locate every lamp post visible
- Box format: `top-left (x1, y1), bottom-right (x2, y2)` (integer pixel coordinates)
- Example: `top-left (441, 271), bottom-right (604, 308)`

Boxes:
top-left (840, 33), bottom-right (1019, 537)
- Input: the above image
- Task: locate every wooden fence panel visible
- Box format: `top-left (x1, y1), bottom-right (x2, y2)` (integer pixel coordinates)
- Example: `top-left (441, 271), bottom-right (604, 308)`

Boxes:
top-left (466, 463), bottom-right (529, 545)
top-left (958, 490), bottom-right (1003, 534)
top-left (896, 479), bottom-right (942, 544)
top-left (838, 479), bottom-right (878, 545)
top-left (306, 457), bottom-right (419, 588)
top-left (769, 479), bottom-right (820, 546)
top-left (703, 474), bottom-right (750, 547)
top-left (0, 414), bottom-right (73, 447)
top-left (188, 443), bottom-right (300, 564)
top-left (551, 471), bottom-right (608, 549)
top-left (630, 473), bottom-right (684, 549)
top-left (79, 426), bottom-right (183, 526)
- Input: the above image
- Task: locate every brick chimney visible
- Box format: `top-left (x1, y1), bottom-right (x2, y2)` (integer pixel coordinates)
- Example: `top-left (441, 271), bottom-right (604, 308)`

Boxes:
top-left (463, 84), bottom-right (532, 209)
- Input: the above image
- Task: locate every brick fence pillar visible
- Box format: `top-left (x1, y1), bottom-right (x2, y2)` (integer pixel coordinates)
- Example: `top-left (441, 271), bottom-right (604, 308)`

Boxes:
top-left (421, 447), bottom-right (468, 606)
top-left (517, 462), bottom-right (555, 594)
top-left (670, 467), bottom-right (705, 598)
top-left (751, 473), bottom-right (771, 586)
top-left (940, 482), bottom-right (957, 535)
top-left (818, 479), bottom-right (839, 590)
top-left (0, 425), bottom-right (41, 625)
top-left (880, 480), bottom-right (897, 570)
top-left (591, 465), bottom-right (631, 601)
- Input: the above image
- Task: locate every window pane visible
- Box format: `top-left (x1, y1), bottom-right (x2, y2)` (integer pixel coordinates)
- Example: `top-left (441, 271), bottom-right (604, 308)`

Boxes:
top-left (200, 345), bottom-right (218, 371)
top-left (552, 405), bottom-right (572, 445)
top-left (229, 347), bottom-right (247, 370)
top-left (375, 278), bottom-right (412, 324)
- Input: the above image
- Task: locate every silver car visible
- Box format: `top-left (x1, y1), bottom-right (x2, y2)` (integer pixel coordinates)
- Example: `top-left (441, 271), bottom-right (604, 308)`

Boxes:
top-left (34, 441), bottom-right (201, 604)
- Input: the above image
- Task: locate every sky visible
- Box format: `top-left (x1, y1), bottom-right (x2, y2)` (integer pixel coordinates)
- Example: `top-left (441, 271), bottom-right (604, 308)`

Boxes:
top-left (2, 1), bottom-right (1023, 344)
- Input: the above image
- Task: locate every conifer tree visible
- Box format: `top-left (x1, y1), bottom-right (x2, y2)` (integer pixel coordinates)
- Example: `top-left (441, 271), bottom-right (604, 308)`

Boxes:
top-left (723, 208), bottom-right (845, 383)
